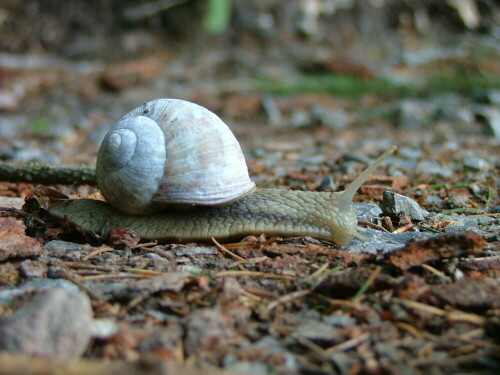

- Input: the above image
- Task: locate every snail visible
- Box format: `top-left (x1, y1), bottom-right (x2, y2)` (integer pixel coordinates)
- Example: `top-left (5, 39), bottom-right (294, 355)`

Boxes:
top-left (48, 98), bottom-right (396, 246)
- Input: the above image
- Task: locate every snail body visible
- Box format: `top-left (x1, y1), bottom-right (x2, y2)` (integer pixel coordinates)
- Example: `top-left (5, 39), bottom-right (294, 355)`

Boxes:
top-left (50, 99), bottom-right (396, 246)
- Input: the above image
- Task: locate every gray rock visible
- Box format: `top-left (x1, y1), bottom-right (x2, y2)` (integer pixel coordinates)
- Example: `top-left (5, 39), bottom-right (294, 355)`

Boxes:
top-left (322, 313), bottom-right (356, 327)
top-left (289, 108), bottom-right (311, 128)
top-left (0, 288), bottom-right (92, 360)
top-left (475, 106), bottom-right (500, 138)
top-left (223, 360), bottom-right (268, 375)
top-left (175, 246), bottom-right (218, 257)
top-left (102, 272), bottom-right (188, 300)
top-left (381, 191), bottom-right (429, 221)
top-left (416, 159), bottom-right (454, 177)
top-left (90, 319), bottom-right (119, 340)
top-left (18, 259), bottom-right (48, 279)
top-left (424, 195), bottom-right (445, 208)
top-left (262, 96), bottom-right (282, 126)
top-left (292, 320), bottom-right (338, 343)
top-left (138, 324), bottom-right (182, 353)
top-left (44, 240), bottom-right (88, 252)
top-left (345, 228), bottom-right (435, 254)
top-left (43, 240), bottom-right (92, 262)
top-left (318, 175), bottom-right (336, 191)
top-left (396, 99), bottom-right (434, 129)
top-left (437, 215), bottom-right (498, 234)
top-left (464, 155), bottom-right (491, 171)
top-left (312, 105), bottom-right (349, 130)
top-left (0, 278), bottom-right (81, 304)
top-left (397, 146), bottom-right (424, 160)
top-left (486, 90), bottom-right (500, 105)
top-left (354, 203), bottom-right (383, 222)
top-left (184, 307), bottom-right (232, 355)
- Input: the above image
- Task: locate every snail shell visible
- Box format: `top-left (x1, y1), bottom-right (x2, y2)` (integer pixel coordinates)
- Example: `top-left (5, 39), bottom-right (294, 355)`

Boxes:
top-left (96, 99), bottom-right (256, 215)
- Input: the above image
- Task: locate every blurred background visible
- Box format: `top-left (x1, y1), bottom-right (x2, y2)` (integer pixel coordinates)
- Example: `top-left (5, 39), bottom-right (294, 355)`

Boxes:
top-left (0, 0), bottom-right (498, 198)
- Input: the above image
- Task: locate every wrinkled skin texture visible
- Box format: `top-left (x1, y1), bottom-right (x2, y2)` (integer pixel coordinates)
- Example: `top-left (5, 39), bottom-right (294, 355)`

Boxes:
top-left (49, 189), bottom-right (359, 246)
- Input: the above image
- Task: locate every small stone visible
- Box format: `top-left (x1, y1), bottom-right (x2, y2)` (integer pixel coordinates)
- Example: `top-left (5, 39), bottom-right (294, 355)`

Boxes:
top-left (396, 99), bottom-right (433, 129)
top-left (292, 320), bottom-right (338, 343)
top-left (109, 272), bottom-right (188, 300)
top-left (322, 314), bottom-right (356, 327)
top-left (312, 105), bottom-right (349, 130)
top-left (138, 324), bottom-right (182, 354)
top-left (486, 90), bottom-right (500, 105)
top-left (18, 259), bottom-right (48, 279)
top-left (90, 319), bottom-right (120, 340)
top-left (381, 191), bottom-right (429, 221)
top-left (354, 203), bottom-right (383, 222)
top-left (424, 195), bottom-right (445, 208)
top-left (475, 106), bottom-right (500, 138)
top-left (346, 228), bottom-right (435, 254)
top-left (464, 155), bottom-right (490, 171)
top-left (261, 96), bottom-right (282, 126)
top-left (318, 175), bottom-right (336, 191)
top-left (397, 146), bottom-right (424, 160)
top-left (289, 108), bottom-right (311, 128)
top-left (43, 240), bottom-right (91, 262)
top-left (174, 246), bottom-right (218, 257)
top-left (0, 288), bottom-right (93, 360)
top-left (184, 307), bottom-right (234, 355)
top-left (416, 159), bottom-right (453, 178)
top-left (44, 240), bottom-right (86, 252)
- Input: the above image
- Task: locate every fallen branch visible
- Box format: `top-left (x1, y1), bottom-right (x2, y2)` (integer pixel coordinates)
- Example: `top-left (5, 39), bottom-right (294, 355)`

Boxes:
top-left (0, 163), bottom-right (96, 185)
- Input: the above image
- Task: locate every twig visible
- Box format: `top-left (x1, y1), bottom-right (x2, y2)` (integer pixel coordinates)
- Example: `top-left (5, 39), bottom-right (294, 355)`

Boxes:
top-left (326, 332), bottom-right (370, 354)
top-left (393, 223), bottom-right (414, 234)
top-left (0, 163), bottom-right (97, 185)
top-left (358, 220), bottom-right (389, 232)
top-left (215, 270), bottom-right (296, 280)
top-left (351, 266), bottom-right (381, 301)
top-left (394, 298), bottom-right (486, 325)
top-left (419, 264), bottom-right (451, 282)
top-left (81, 274), bottom-right (153, 281)
top-left (212, 237), bottom-right (246, 262)
top-left (265, 289), bottom-right (311, 313)
top-left (82, 246), bottom-right (115, 261)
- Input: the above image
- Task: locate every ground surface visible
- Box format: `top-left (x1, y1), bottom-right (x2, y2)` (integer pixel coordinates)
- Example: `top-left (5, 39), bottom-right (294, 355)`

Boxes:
top-left (0, 1), bottom-right (499, 374)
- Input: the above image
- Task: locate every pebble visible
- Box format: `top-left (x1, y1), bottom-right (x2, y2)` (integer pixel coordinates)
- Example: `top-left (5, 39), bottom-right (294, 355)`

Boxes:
top-left (0, 287), bottom-right (92, 360)
top-left (463, 155), bottom-right (491, 171)
top-left (18, 259), bottom-right (48, 279)
top-left (416, 159), bottom-right (454, 178)
top-left (90, 318), bottom-right (120, 340)
top-left (138, 324), bottom-right (182, 353)
top-left (396, 99), bottom-right (434, 129)
top-left (424, 195), bottom-right (445, 208)
top-left (43, 239), bottom-right (90, 262)
top-left (292, 320), bottom-right (338, 343)
top-left (354, 203), bottom-right (383, 222)
top-left (475, 106), bottom-right (500, 138)
top-left (312, 105), bottom-right (349, 130)
top-left (174, 246), bottom-right (218, 257)
top-left (345, 228), bottom-right (435, 254)
top-left (223, 336), bottom-right (298, 374)
top-left (184, 307), bottom-right (233, 355)
top-left (261, 95), bottom-right (282, 126)
top-left (381, 191), bottom-right (430, 221)
top-left (289, 108), bottom-right (311, 128)
top-left (397, 146), bottom-right (424, 160)
top-left (0, 279), bottom-right (80, 304)
top-left (318, 175), bottom-right (336, 191)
